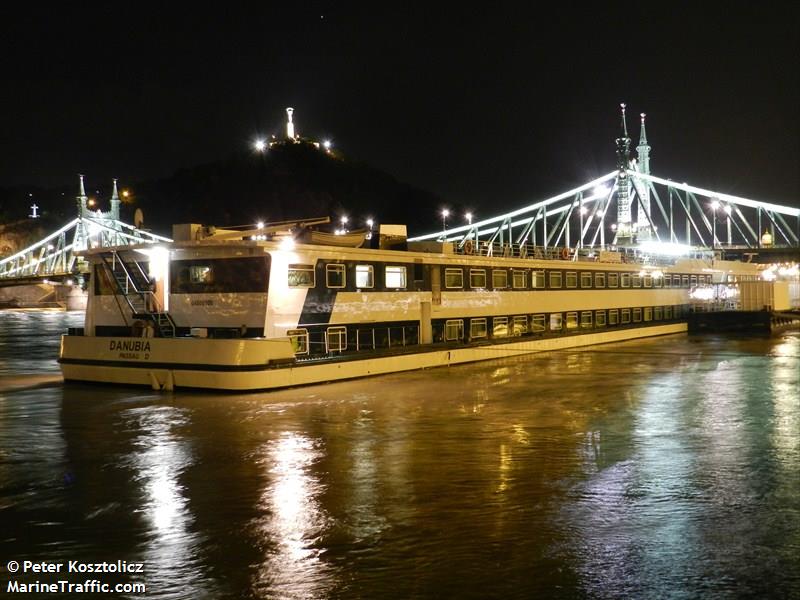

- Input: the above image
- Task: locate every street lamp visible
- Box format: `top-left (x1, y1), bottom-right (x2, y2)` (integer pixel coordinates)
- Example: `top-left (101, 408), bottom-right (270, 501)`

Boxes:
top-left (254, 139), bottom-right (266, 152)
top-left (441, 209), bottom-right (449, 237)
top-left (710, 200), bottom-right (720, 248)
top-left (465, 212), bottom-right (472, 225)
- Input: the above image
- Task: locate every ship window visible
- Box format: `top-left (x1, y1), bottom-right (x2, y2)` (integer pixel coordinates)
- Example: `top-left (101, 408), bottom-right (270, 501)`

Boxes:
top-left (492, 270), bottom-right (508, 289)
top-left (664, 274), bottom-right (672, 287)
top-left (644, 274), bottom-right (652, 288)
top-left (566, 312), bottom-right (578, 329)
top-left (654, 274), bottom-right (663, 288)
top-left (326, 326), bottom-right (347, 352)
top-left (470, 318), bottom-right (487, 339)
top-left (595, 272), bottom-right (606, 288)
top-left (190, 265), bottom-right (212, 284)
top-left (632, 274), bottom-right (642, 288)
top-left (621, 273), bottom-right (631, 288)
top-left (470, 269), bottom-right (487, 289)
top-left (608, 273), bottom-right (619, 288)
top-left (493, 317), bottom-right (509, 337)
top-left (608, 309), bottom-right (619, 325)
top-left (445, 319), bottom-right (464, 341)
top-left (385, 266), bottom-right (407, 289)
top-left (675, 305), bottom-right (683, 317)
top-left (633, 308), bottom-right (642, 322)
top-left (355, 265), bottom-right (374, 289)
top-left (512, 270), bottom-right (527, 289)
top-left (550, 313), bottom-right (563, 331)
top-left (512, 315), bottom-right (528, 335)
top-left (288, 264), bottom-right (315, 287)
top-left (549, 271), bottom-right (562, 289)
top-left (445, 268), bottom-right (464, 289)
top-left (654, 306), bottom-right (663, 320)
top-left (566, 272), bottom-right (578, 288)
top-left (531, 314), bottom-right (546, 332)
top-left (665, 305), bottom-right (673, 319)
top-left (621, 308), bottom-right (631, 324)
top-left (532, 271), bottom-right (545, 289)
top-left (171, 257), bottom-right (270, 294)
top-left (580, 272), bottom-right (593, 288)
top-left (690, 275), bottom-right (698, 286)
top-left (287, 329), bottom-right (309, 355)
top-left (326, 264), bottom-right (346, 288)
top-left (580, 311), bottom-right (593, 328)
top-left (643, 307), bottom-right (652, 321)
top-left (596, 310), bottom-right (606, 327)
top-left (682, 275), bottom-right (690, 287)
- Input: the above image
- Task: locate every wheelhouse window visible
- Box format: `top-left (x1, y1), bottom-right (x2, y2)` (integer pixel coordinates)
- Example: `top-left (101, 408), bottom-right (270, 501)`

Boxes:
top-left (288, 264), bottom-right (315, 287)
top-left (512, 270), bottom-right (527, 289)
top-left (580, 272), bottom-right (593, 288)
top-left (287, 329), bottom-right (309, 355)
top-left (512, 315), bottom-right (528, 335)
top-left (326, 264), bottom-right (346, 288)
top-left (445, 268), bottom-right (464, 289)
top-left (608, 273), bottom-right (619, 288)
top-left (355, 264), bottom-right (374, 289)
top-left (493, 317), bottom-right (509, 337)
top-left (608, 309), bottom-right (619, 325)
top-left (385, 265), bottom-right (407, 289)
top-left (492, 270), bottom-right (508, 289)
top-left (171, 257), bottom-right (270, 294)
top-left (566, 312), bottom-right (578, 329)
top-left (566, 272), bottom-right (578, 288)
top-left (580, 311), bottom-right (593, 328)
top-left (621, 273), bottom-right (631, 288)
top-left (531, 314), bottom-right (546, 332)
top-left (445, 319), bottom-right (464, 341)
top-left (595, 272), bottom-right (606, 288)
top-left (470, 318), bottom-right (487, 339)
top-left (326, 326), bottom-right (347, 352)
top-left (550, 314), bottom-right (563, 331)
top-left (470, 269), bottom-right (487, 289)
top-left (549, 271), bottom-right (562, 289)
top-left (532, 271), bottom-right (545, 289)
top-left (596, 310), bottom-right (607, 327)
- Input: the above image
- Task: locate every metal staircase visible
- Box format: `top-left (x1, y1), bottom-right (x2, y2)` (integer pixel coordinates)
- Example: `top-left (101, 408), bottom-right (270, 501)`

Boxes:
top-left (100, 251), bottom-right (176, 337)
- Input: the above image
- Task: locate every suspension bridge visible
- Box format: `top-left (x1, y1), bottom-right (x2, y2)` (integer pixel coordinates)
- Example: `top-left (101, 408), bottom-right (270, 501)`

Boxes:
top-left (0, 176), bottom-right (169, 288)
top-left (409, 106), bottom-right (800, 260)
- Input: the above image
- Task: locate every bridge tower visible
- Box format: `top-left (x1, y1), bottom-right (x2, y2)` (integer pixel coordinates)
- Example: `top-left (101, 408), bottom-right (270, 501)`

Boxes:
top-left (635, 113), bottom-right (652, 240)
top-left (110, 178), bottom-right (121, 221)
top-left (615, 103), bottom-right (633, 245)
top-left (76, 174), bottom-right (89, 217)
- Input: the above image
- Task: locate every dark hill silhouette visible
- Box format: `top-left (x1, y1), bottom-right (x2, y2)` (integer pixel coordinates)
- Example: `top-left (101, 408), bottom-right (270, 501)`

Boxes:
top-left (132, 143), bottom-right (443, 235)
top-left (0, 144), bottom-right (448, 243)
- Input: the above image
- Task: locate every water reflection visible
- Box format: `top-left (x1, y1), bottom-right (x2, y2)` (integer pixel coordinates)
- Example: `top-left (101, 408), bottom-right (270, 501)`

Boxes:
top-left (123, 405), bottom-right (209, 598)
top-left (252, 432), bottom-right (334, 599)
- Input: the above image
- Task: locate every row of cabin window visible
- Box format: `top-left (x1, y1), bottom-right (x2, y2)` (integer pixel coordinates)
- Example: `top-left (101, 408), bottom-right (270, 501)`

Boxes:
top-left (443, 268), bottom-right (710, 290)
top-left (285, 304), bottom-right (686, 354)
top-left (443, 305), bottom-right (684, 341)
top-left (288, 263), bottom-right (409, 290)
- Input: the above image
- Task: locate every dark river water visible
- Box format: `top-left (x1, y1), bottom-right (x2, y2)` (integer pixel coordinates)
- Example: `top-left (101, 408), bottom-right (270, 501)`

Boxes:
top-left (1, 310), bottom-right (798, 599)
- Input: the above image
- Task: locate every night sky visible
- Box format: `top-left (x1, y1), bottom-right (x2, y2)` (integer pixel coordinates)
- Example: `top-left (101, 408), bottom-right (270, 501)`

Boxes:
top-left (2, 4), bottom-right (798, 222)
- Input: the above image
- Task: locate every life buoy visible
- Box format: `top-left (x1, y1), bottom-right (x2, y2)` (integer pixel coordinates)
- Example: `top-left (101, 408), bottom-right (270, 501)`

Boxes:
top-left (463, 239), bottom-right (474, 255)
top-left (561, 247), bottom-right (570, 260)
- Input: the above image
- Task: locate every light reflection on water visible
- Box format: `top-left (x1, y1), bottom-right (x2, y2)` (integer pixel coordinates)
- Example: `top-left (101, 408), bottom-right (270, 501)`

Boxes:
top-left (1, 310), bottom-right (798, 599)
